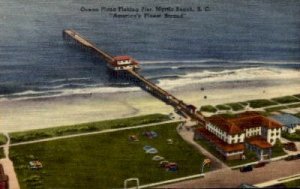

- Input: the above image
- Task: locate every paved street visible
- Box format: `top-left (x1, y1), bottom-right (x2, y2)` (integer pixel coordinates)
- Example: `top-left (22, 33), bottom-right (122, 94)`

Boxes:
top-left (161, 159), bottom-right (300, 188)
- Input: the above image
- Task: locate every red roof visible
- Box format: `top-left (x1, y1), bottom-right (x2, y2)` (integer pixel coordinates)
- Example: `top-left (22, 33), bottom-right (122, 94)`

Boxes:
top-left (113, 55), bottom-right (132, 61)
top-left (207, 116), bottom-right (242, 135)
top-left (195, 128), bottom-right (245, 152)
top-left (246, 136), bottom-right (272, 149)
top-left (207, 112), bottom-right (282, 135)
top-left (108, 55), bottom-right (139, 67)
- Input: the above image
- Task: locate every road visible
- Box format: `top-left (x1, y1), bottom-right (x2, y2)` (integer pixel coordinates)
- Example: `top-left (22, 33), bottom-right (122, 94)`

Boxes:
top-left (0, 132), bottom-right (20, 189)
top-left (160, 159), bottom-right (300, 188)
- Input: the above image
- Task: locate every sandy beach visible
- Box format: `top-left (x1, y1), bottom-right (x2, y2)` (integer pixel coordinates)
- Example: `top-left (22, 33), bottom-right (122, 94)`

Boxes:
top-left (0, 70), bottom-right (299, 132)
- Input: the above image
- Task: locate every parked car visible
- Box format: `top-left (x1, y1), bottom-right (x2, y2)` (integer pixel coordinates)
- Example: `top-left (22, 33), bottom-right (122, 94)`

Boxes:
top-left (159, 161), bottom-right (169, 168)
top-left (165, 162), bottom-right (178, 171)
top-left (284, 155), bottom-right (298, 161)
top-left (283, 142), bottom-right (297, 151)
top-left (29, 160), bottom-right (43, 169)
top-left (254, 162), bottom-right (267, 168)
top-left (240, 165), bottom-right (253, 172)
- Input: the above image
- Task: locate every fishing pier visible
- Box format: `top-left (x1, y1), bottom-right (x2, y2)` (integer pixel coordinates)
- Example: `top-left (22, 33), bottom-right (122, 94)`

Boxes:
top-left (63, 29), bottom-right (206, 125)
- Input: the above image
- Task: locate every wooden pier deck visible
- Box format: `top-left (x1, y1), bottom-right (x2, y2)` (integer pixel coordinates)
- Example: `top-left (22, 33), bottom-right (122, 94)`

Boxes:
top-left (63, 29), bottom-right (206, 125)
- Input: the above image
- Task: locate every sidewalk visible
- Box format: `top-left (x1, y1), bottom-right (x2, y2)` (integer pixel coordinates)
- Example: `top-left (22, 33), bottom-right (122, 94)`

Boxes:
top-left (177, 125), bottom-right (228, 170)
top-left (0, 132), bottom-right (20, 189)
top-left (9, 120), bottom-right (181, 147)
top-left (254, 173), bottom-right (300, 187)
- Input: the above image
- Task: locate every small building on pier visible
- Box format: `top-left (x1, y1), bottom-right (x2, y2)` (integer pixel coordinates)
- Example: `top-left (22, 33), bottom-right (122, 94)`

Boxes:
top-left (108, 56), bottom-right (139, 71)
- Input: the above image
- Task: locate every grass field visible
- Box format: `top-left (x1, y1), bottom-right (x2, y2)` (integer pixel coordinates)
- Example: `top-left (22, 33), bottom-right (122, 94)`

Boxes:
top-left (265, 106), bottom-right (287, 112)
top-left (10, 122), bottom-right (206, 189)
top-left (247, 99), bottom-right (278, 108)
top-left (282, 130), bottom-right (300, 141)
top-left (225, 103), bottom-right (245, 111)
top-left (272, 140), bottom-right (287, 157)
top-left (272, 96), bottom-right (300, 104)
top-left (0, 133), bottom-right (7, 145)
top-left (9, 114), bottom-right (170, 144)
top-left (215, 104), bottom-right (231, 111)
top-left (283, 178), bottom-right (300, 187)
top-left (200, 105), bottom-right (217, 113)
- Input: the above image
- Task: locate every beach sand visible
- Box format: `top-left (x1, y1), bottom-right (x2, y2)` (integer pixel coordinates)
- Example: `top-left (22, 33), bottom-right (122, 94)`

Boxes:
top-left (0, 76), bottom-right (299, 132)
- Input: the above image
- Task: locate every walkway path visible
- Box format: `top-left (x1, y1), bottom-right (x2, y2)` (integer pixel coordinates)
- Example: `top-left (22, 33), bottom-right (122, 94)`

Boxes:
top-left (0, 132), bottom-right (20, 189)
top-left (9, 120), bottom-right (180, 147)
top-left (177, 124), bottom-right (228, 170)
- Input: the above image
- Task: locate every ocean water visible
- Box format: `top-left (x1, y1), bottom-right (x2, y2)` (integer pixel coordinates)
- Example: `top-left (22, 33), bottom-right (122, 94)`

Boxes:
top-left (0, 0), bottom-right (299, 100)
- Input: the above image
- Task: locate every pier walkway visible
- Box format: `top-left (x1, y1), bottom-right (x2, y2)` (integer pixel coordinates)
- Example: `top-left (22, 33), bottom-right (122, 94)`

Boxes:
top-left (63, 29), bottom-right (206, 125)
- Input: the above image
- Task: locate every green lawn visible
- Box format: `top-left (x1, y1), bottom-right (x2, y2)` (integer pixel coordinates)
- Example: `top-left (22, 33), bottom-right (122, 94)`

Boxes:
top-left (265, 105), bottom-right (287, 112)
top-left (9, 114), bottom-right (170, 144)
top-left (225, 103), bottom-right (245, 111)
top-left (215, 104), bottom-right (231, 111)
top-left (200, 105), bottom-right (217, 113)
top-left (10, 122), bottom-right (206, 189)
top-left (282, 130), bottom-right (300, 141)
top-left (0, 133), bottom-right (7, 145)
top-left (287, 103), bottom-right (300, 108)
top-left (272, 96), bottom-right (300, 104)
top-left (283, 178), bottom-right (300, 188)
top-left (272, 140), bottom-right (287, 157)
top-left (247, 99), bottom-right (278, 108)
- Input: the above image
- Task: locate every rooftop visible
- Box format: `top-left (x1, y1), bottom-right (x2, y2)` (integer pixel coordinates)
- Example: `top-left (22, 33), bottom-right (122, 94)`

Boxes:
top-left (207, 116), bottom-right (242, 135)
top-left (269, 113), bottom-right (300, 128)
top-left (195, 128), bottom-right (245, 152)
top-left (246, 136), bottom-right (272, 149)
top-left (207, 112), bottom-right (282, 134)
top-left (113, 55), bottom-right (132, 61)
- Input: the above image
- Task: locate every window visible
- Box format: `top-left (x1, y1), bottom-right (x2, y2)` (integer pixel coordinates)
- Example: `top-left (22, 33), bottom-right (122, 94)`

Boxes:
top-left (270, 139), bottom-right (274, 143)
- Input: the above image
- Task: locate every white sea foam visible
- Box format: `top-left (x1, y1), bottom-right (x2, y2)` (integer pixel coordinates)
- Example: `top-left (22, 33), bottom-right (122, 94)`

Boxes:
top-left (48, 77), bottom-right (91, 83)
top-left (140, 59), bottom-right (300, 65)
top-left (1, 66), bottom-right (299, 102)
top-left (140, 59), bottom-right (221, 64)
top-left (156, 67), bottom-right (300, 89)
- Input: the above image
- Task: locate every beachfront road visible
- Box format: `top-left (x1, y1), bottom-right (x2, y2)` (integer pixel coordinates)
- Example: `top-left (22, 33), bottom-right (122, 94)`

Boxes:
top-left (160, 159), bottom-right (300, 188)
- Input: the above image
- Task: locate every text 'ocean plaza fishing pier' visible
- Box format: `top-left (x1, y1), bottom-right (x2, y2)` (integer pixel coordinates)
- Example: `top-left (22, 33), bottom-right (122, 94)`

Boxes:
top-left (62, 29), bottom-right (206, 125)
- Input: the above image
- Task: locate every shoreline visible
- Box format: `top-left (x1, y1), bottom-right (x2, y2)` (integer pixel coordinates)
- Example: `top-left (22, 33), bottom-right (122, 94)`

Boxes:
top-left (0, 77), bottom-right (299, 132)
